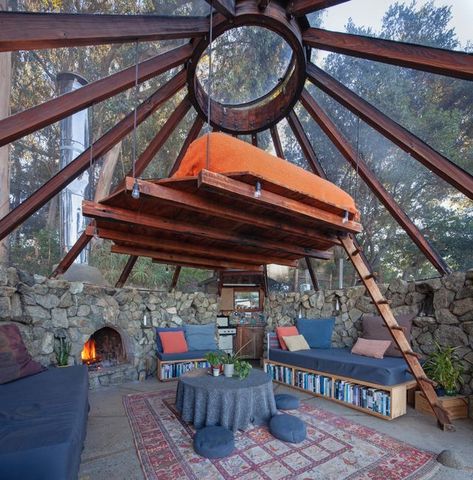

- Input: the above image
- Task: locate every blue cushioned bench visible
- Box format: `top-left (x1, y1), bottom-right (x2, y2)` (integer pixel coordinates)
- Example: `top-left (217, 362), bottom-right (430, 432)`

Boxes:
top-left (0, 365), bottom-right (89, 480)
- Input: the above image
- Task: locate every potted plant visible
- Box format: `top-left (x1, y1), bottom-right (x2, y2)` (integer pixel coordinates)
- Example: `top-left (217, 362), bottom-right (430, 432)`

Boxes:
top-left (234, 359), bottom-right (252, 380)
top-left (423, 342), bottom-right (464, 396)
top-left (54, 337), bottom-right (72, 367)
top-left (204, 351), bottom-right (222, 377)
top-left (220, 340), bottom-right (252, 378)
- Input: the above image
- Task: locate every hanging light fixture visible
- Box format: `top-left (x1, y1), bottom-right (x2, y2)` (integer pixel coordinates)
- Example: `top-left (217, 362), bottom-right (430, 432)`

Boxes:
top-left (131, 40), bottom-right (140, 200)
top-left (254, 181), bottom-right (262, 198)
top-left (131, 178), bottom-right (140, 199)
top-left (342, 210), bottom-right (349, 223)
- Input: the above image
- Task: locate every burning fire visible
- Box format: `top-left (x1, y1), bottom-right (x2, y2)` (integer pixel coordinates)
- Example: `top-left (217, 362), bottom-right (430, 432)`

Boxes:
top-left (81, 338), bottom-right (97, 364)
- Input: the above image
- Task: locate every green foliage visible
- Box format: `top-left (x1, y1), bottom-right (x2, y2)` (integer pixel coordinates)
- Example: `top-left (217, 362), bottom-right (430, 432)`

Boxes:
top-left (204, 351), bottom-right (222, 368)
top-left (54, 337), bottom-right (72, 366)
top-left (423, 342), bottom-right (464, 394)
top-left (234, 359), bottom-right (252, 380)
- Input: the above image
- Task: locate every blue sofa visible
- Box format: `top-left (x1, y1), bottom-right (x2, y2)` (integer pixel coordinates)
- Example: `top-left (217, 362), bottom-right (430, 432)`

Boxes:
top-left (0, 365), bottom-right (89, 480)
top-left (268, 332), bottom-right (412, 386)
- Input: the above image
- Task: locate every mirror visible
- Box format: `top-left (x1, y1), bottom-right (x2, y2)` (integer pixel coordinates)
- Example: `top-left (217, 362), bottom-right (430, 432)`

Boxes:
top-left (234, 289), bottom-right (261, 311)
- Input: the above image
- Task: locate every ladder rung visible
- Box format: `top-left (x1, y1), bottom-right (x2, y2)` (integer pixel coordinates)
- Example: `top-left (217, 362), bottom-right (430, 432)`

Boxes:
top-left (404, 351), bottom-right (422, 359)
top-left (390, 325), bottom-right (404, 331)
top-left (364, 273), bottom-right (376, 280)
top-left (377, 299), bottom-right (389, 305)
top-left (351, 249), bottom-right (360, 256)
top-left (419, 376), bottom-right (437, 387)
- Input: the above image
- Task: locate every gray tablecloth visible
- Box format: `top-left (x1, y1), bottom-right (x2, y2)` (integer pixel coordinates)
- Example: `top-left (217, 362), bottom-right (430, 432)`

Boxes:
top-left (175, 369), bottom-right (277, 432)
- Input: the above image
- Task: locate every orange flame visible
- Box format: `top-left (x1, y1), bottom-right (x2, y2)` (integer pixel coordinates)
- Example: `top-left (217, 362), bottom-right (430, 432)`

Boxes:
top-left (81, 338), bottom-right (97, 363)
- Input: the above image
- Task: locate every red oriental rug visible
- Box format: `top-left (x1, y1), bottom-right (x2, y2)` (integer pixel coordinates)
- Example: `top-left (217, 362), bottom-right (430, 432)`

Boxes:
top-left (123, 389), bottom-right (439, 480)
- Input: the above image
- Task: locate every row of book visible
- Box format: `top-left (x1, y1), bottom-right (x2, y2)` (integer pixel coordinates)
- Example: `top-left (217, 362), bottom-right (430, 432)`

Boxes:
top-left (334, 380), bottom-right (391, 416)
top-left (160, 361), bottom-right (210, 380)
top-left (295, 370), bottom-right (332, 397)
top-left (264, 363), bottom-right (293, 385)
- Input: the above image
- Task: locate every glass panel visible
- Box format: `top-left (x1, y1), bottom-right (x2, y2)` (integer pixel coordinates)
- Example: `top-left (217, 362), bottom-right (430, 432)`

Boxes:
top-left (234, 290), bottom-right (260, 311)
top-left (197, 26), bottom-right (293, 105)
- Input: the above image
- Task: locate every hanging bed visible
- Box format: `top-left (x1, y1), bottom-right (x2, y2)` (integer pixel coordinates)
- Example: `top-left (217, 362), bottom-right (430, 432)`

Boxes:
top-left (82, 133), bottom-right (362, 269)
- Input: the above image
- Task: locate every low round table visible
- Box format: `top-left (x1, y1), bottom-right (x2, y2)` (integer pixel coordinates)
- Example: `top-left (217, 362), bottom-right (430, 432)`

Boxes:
top-left (175, 369), bottom-right (277, 432)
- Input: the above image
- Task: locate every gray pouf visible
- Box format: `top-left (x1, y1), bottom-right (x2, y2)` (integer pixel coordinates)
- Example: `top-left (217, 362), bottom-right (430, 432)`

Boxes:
top-left (269, 414), bottom-right (307, 443)
top-left (193, 426), bottom-right (235, 459)
top-left (275, 393), bottom-right (300, 410)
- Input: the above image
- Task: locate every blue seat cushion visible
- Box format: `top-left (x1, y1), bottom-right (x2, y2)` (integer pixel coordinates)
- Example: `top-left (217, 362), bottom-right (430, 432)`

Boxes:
top-left (184, 323), bottom-right (217, 351)
top-left (269, 414), bottom-right (306, 443)
top-left (156, 327), bottom-right (184, 353)
top-left (157, 349), bottom-right (213, 361)
top-left (275, 393), bottom-right (300, 410)
top-left (269, 347), bottom-right (412, 386)
top-left (296, 317), bottom-right (335, 349)
top-left (193, 426), bottom-right (235, 458)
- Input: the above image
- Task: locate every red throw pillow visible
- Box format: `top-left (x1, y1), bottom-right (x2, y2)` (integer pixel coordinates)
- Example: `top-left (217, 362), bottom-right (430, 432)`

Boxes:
top-left (276, 326), bottom-right (299, 350)
top-left (0, 323), bottom-right (45, 384)
top-left (159, 331), bottom-right (188, 354)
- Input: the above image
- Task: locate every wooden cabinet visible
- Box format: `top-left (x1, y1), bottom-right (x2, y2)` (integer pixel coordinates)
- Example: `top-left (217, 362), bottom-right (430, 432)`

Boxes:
top-left (235, 326), bottom-right (264, 360)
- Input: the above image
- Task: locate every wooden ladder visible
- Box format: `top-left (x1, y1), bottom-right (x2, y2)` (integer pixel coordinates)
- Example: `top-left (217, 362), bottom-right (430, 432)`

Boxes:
top-left (340, 235), bottom-right (454, 431)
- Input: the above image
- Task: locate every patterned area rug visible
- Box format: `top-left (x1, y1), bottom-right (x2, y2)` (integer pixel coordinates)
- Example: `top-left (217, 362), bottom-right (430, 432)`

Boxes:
top-left (123, 389), bottom-right (439, 480)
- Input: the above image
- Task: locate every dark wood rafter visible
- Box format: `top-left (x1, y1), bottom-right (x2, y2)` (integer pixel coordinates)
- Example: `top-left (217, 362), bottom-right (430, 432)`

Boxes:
top-left (97, 226), bottom-right (298, 267)
top-left (203, 0), bottom-right (235, 18)
top-left (0, 70), bottom-right (187, 242)
top-left (123, 177), bottom-right (339, 248)
top-left (82, 201), bottom-right (336, 259)
top-left (287, 0), bottom-right (351, 16)
top-left (168, 116), bottom-right (205, 176)
top-left (257, 0), bottom-right (271, 10)
top-left (306, 63), bottom-right (473, 199)
top-left (170, 266), bottom-right (182, 291)
top-left (251, 133), bottom-right (258, 147)
top-left (50, 226), bottom-right (94, 278)
top-left (286, 110), bottom-right (325, 176)
top-left (263, 265), bottom-right (269, 295)
top-left (0, 13), bottom-right (209, 51)
top-left (303, 28), bottom-right (473, 81)
top-left (270, 125), bottom-right (285, 159)
top-left (300, 89), bottom-right (451, 275)
top-left (341, 235), bottom-right (453, 431)
top-left (305, 256), bottom-right (319, 291)
top-left (115, 255), bottom-right (138, 288)
top-left (0, 45), bottom-right (193, 147)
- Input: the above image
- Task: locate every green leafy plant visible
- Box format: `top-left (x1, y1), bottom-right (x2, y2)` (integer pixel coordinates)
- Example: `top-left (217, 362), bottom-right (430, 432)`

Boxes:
top-left (423, 342), bottom-right (464, 395)
top-left (219, 340), bottom-right (252, 365)
top-left (234, 359), bottom-right (252, 380)
top-left (204, 351), bottom-right (222, 368)
top-left (54, 337), bottom-right (72, 367)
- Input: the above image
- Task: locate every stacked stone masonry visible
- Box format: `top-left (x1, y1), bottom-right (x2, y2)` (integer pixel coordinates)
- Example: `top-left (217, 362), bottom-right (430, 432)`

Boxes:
top-left (0, 266), bottom-right (472, 394)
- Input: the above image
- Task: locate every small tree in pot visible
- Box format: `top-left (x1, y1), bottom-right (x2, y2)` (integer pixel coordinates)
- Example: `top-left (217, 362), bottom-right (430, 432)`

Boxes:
top-left (204, 351), bottom-right (222, 377)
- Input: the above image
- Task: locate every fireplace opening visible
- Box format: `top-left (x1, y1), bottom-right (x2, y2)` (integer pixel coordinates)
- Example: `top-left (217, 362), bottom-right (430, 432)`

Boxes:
top-left (81, 327), bottom-right (126, 370)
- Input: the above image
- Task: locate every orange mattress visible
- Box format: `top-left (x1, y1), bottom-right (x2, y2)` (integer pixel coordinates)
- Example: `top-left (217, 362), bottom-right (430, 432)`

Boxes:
top-left (172, 132), bottom-right (359, 217)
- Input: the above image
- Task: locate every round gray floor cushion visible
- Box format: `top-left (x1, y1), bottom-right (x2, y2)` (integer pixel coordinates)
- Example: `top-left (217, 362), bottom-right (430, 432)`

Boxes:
top-left (193, 426), bottom-right (235, 459)
top-left (274, 393), bottom-right (300, 410)
top-left (269, 414), bottom-right (307, 443)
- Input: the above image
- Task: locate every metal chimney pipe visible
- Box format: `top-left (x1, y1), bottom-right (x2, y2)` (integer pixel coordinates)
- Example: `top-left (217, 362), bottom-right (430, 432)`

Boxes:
top-left (57, 72), bottom-right (89, 264)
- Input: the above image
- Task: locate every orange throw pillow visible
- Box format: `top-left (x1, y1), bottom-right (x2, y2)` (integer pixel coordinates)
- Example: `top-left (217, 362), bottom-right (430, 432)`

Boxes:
top-left (159, 331), bottom-right (188, 354)
top-left (276, 326), bottom-right (299, 350)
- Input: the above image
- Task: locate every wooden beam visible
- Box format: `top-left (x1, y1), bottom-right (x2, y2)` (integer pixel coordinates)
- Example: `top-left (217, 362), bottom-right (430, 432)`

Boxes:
top-left (168, 117), bottom-right (205, 176)
top-left (303, 28), bottom-right (473, 81)
top-left (0, 45), bottom-right (192, 147)
top-left (300, 89), bottom-right (451, 275)
top-left (263, 265), bottom-right (269, 295)
top-left (97, 226), bottom-right (298, 267)
top-left (204, 0), bottom-right (235, 18)
top-left (115, 255), bottom-right (138, 288)
top-left (305, 256), bottom-right (319, 291)
top-left (112, 245), bottom-right (258, 270)
top-left (50, 226), bottom-right (94, 278)
top-left (124, 177), bottom-right (336, 247)
top-left (0, 70), bottom-right (186, 242)
top-left (287, 0), bottom-right (350, 16)
top-left (340, 235), bottom-right (453, 431)
top-left (270, 125), bottom-right (285, 159)
top-left (170, 266), bottom-right (182, 291)
top-left (0, 12), bottom-right (209, 51)
top-left (82, 200), bottom-right (332, 259)
top-left (287, 110), bottom-right (325, 177)
top-left (306, 63), bottom-right (473, 199)
top-left (198, 170), bottom-right (361, 233)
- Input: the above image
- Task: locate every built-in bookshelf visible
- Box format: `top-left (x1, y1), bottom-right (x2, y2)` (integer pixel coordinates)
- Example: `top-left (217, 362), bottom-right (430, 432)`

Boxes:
top-left (158, 359), bottom-right (210, 381)
top-left (264, 359), bottom-right (416, 420)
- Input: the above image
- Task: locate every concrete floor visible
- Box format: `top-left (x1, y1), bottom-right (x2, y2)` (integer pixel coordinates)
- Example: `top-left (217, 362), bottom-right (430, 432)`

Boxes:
top-left (78, 376), bottom-right (473, 480)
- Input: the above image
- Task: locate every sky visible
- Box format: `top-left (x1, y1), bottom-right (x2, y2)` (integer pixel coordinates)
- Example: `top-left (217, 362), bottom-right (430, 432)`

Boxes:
top-left (320, 0), bottom-right (472, 47)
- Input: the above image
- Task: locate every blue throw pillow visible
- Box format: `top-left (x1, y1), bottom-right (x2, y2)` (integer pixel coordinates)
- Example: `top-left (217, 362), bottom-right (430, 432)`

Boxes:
top-left (184, 323), bottom-right (217, 351)
top-left (156, 327), bottom-right (184, 353)
top-left (296, 317), bottom-right (335, 349)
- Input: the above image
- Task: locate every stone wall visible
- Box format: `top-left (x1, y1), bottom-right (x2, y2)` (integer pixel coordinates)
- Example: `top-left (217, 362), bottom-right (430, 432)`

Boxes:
top-left (265, 270), bottom-right (473, 395)
top-left (0, 266), bottom-right (218, 386)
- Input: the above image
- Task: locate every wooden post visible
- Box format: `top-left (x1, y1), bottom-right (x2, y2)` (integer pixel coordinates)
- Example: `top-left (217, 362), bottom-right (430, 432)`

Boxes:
top-left (115, 255), bottom-right (138, 288)
top-left (305, 256), bottom-right (319, 291)
top-left (169, 266), bottom-right (181, 292)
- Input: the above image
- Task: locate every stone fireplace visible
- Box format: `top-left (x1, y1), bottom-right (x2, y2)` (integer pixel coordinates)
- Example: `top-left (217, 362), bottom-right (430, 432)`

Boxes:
top-left (81, 326), bottom-right (127, 369)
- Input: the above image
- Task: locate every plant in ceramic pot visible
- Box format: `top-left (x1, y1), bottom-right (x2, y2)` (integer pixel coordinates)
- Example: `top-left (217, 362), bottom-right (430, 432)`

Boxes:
top-left (54, 337), bottom-right (72, 367)
top-left (234, 359), bottom-right (252, 380)
top-left (220, 340), bottom-right (252, 378)
top-left (423, 342), bottom-right (464, 396)
top-left (204, 351), bottom-right (222, 377)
